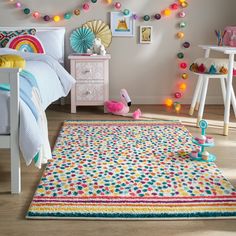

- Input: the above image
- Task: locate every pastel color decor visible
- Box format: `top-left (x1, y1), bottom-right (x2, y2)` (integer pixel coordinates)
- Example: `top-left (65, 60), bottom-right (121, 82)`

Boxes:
top-left (70, 27), bottom-right (95, 53)
top-left (27, 120), bottom-right (236, 220)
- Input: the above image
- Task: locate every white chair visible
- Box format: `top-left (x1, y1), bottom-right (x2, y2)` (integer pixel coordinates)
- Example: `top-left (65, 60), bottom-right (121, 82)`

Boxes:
top-left (189, 47), bottom-right (236, 128)
top-left (189, 72), bottom-right (236, 127)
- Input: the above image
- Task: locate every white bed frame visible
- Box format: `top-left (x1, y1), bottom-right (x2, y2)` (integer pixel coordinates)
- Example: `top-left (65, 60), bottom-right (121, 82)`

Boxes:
top-left (0, 68), bottom-right (21, 193)
top-left (0, 27), bottom-right (65, 194)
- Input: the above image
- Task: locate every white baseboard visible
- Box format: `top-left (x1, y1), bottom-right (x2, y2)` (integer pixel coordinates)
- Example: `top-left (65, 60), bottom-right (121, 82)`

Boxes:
top-left (111, 95), bottom-right (224, 105)
top-left (56, 95), bottom-right (225, 105)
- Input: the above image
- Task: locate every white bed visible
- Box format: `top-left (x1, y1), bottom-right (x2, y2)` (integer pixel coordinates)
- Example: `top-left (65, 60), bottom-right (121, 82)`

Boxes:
top-left (0, 27), bottom-right (75, 194)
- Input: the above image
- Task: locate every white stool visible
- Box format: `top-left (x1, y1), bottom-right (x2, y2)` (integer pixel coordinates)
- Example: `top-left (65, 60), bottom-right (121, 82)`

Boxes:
top-left (189, 72), bottom-right (236, 126)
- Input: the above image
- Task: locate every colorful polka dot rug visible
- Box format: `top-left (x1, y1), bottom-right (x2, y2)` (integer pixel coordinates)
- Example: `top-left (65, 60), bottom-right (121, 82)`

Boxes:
top-left (27, 120), bottom-right (236, 219)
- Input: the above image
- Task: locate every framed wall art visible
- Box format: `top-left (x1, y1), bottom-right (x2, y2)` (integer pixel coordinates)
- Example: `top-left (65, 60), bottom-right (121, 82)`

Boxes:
top-left (140, 26), bottom-right (152, 44)
top-left (110, 12), bottom-right (135, 37)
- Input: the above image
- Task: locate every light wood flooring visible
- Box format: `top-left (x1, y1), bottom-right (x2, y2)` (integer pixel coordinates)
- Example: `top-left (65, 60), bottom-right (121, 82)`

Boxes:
top-left (0, 104), bottom-right (236, 236)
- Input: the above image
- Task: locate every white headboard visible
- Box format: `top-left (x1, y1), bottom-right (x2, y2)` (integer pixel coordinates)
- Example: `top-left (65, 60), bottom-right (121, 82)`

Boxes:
top-left (0, 27), bottom-right (65, 64)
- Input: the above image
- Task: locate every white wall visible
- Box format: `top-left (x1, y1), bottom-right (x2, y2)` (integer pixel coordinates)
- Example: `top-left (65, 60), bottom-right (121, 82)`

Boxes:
top-left (0, 0), bottom-right (235, 104)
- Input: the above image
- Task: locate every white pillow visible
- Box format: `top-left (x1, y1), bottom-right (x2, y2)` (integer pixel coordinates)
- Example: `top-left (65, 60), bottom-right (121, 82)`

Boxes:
top-left (36, 28), bottom-right (65, 64)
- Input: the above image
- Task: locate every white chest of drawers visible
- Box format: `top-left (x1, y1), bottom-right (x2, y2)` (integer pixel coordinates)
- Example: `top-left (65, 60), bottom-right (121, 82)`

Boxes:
top-left (69, 54), bottom-right (111, 113)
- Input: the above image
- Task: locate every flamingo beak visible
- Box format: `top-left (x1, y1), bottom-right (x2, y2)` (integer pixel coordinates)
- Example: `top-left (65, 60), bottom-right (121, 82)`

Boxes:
top-left (127, 101), bottom-right (132, 107)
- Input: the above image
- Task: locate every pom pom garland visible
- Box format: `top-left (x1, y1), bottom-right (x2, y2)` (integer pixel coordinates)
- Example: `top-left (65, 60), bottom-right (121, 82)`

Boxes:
top-left (15, 2), bottom-right (21, 8)
top-left (114, 2), bottom-right (121, 9)
top-left (154, 13), bottom-right (161, 20)
top-left (43, 15), bottom-right (50, 21)
top-left (82, 3), bottom-right (90, 11)
top-left (123, 9), bottom-right (130, 16)
top-left (32, 11), bottom-right (40, 19)
top-left (143, 15), bottom-right (150, 21)
top-left (10, 0), bottom-right (189, 23)
top-left (165, 98), bottom-right (174, 107)
top-left (23, 8), bottom-right (30, 15)
top-left (53, 15), bottom-right (61, 22)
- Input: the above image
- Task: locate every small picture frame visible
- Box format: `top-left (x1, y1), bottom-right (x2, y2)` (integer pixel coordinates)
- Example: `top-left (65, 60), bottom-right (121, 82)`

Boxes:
top-left (110, 12), bottom-right (135, 37)
top-left (140, 26), bottom-right (152, 44)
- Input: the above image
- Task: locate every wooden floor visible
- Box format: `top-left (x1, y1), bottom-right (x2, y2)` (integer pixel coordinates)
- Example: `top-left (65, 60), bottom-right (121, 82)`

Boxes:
top-left (0, 104), bottom-right (236, 236)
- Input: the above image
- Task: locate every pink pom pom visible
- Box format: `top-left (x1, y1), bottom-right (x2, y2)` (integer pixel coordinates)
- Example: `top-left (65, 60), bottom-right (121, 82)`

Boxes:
top-left (132, 109), bottom-right (142, 119)
top-left (83, 3), bottom-right (90, 11)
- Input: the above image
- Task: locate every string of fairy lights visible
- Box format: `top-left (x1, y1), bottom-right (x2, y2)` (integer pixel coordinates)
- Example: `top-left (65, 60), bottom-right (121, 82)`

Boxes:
top-left (8, 0), bottom-right (190, 112)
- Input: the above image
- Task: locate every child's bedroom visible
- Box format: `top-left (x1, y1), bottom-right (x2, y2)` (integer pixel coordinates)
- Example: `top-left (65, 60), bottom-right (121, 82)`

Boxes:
top-left (0, 0), bottom-right (236, 235)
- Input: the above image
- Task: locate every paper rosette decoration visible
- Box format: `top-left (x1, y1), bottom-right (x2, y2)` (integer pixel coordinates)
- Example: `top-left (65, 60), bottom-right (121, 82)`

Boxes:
top-left (83, 20), bottom-right (112, 48)
top-left (7, 35), bottom-right (45, 53)
top-left (70, 27), bottom-right (95, 53)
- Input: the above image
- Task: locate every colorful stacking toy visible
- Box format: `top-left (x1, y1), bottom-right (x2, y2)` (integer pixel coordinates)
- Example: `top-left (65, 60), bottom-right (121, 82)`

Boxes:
top-left (190, 120), bottom-right (216, 162)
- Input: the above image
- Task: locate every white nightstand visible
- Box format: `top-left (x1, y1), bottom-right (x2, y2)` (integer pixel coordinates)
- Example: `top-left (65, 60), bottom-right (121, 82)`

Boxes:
top-left (68, 54), bottom-right (111, 113)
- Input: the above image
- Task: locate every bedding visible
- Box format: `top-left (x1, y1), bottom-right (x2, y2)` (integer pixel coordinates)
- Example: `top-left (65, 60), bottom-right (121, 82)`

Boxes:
top-left (0, 54), bottom-right (26, 68)
top-left (0, 48), bottom-right (75, 167)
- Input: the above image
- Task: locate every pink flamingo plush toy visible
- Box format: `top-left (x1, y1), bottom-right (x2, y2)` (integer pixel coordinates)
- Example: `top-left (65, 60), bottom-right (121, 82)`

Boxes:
top-left (105, 89), bottom-right (132, 116)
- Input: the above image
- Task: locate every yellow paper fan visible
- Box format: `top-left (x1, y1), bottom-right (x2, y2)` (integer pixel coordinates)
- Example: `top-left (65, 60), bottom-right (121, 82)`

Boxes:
top-left (83, 20), bottom-right (112, 48)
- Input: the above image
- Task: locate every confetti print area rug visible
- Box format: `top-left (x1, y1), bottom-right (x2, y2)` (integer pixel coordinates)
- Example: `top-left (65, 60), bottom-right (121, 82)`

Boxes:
top-left (27, 120), bottom-right (236, 220)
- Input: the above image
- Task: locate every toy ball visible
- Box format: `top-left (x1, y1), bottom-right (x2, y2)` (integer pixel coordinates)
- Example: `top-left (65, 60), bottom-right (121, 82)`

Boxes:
top-left (177, 52), bottom-right (184, 59)
top-left (163, 8), bottom-right (171, 16)
top-left (53, 15), bottom-right (61, 22)
top-left (143, 15), bottom-right (150, 21)
top-left (182, 73), bottom-right (189, 80)
top-left (23, 8), bottom-right (30, 15)
top-left (133, 14), bottom-right (139, 20)
top-left (123, 9), bottom-right (130, 16)
top-left (180, 21), bottom-right (187, 28)
top-left (171, 3), bottom-right (179, 10)
top-left (74, 9), bottom-right (81, 16)
top-left (43, 15), bottom-right (51, 21)
top-left (183, 41), bottom-right (190, 48)
top-left (165, 98), bottom-right (173, 107)
top-left (32, 11), bottom-right (40, 19)
top-left (114, 2), bottom-right (121, 9)
top-left (83, 3), bottom-right (90, 11)
top-left (177, 32), bottom-right (185, 39)
top-left (174, 92), bottom-right (182, 99)
top-left (15, 2), bottom-right (21, 8)
top-left (91, 0), bottom-right (97, 3)
top-left (179, 11), bottom-right (186, 18)
top-left (180, 62), bottom-right (188, 69)
top-left (154, 13), bottom-right (161, 20)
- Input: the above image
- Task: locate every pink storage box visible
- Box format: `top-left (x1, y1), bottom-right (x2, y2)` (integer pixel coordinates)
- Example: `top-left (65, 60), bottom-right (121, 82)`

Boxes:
top-left (223, 26), bottom-right (236, 47)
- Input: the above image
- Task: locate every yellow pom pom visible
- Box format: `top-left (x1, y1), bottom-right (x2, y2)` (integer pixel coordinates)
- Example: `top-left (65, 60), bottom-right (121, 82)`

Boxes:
top-left (177, 32), bottom-right (185, 39)
top-left (165, 98), bottom-right (173, 107)
top-left (106, 0), bottom-right (113, 4)
top-left (179, 82), bottom-right (187, 91)
top-left (53, 15), bottom-right (61, 22)
top-left (181, 2), bottom-right (189, 8)
top-left (163, 8), bottom-right (171, 16)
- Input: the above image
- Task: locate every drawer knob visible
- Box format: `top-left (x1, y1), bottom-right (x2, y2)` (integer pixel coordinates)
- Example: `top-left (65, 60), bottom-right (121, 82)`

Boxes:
top-left (83, 69), bottom-right (92, 74)
top-left (86, 90), bottom-right (92, 95)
